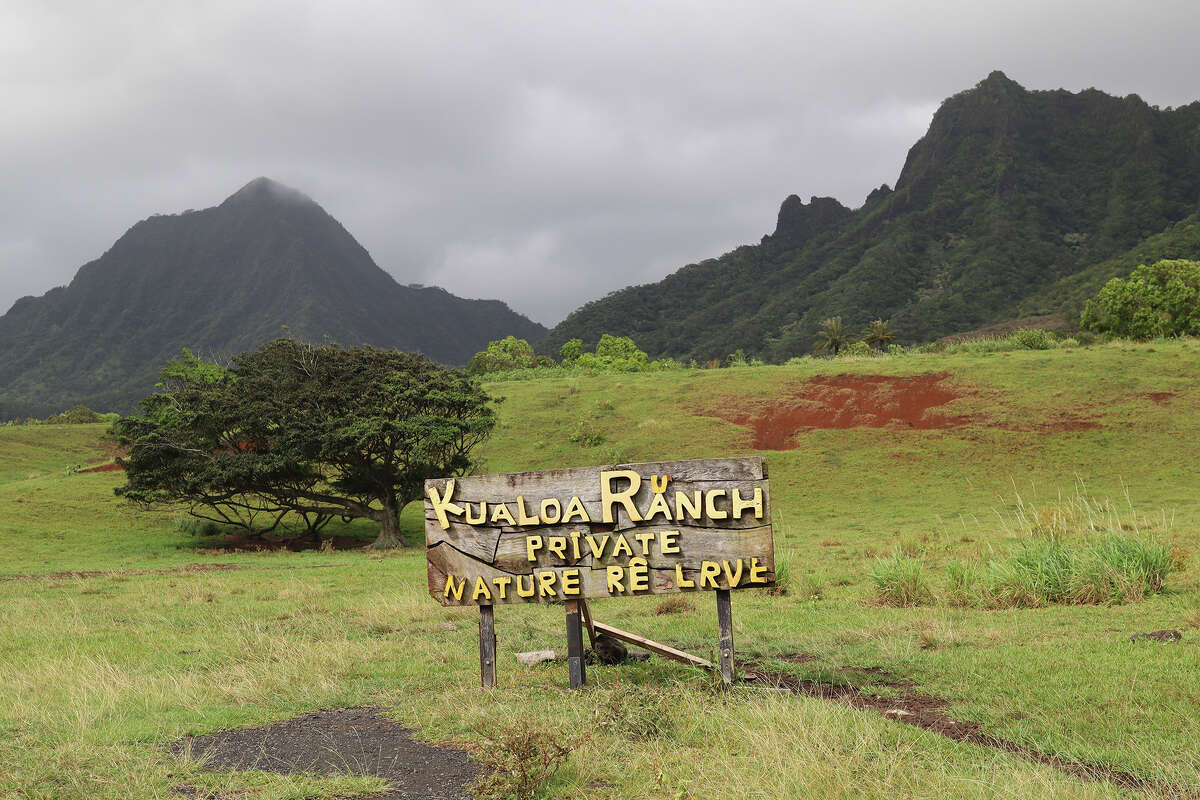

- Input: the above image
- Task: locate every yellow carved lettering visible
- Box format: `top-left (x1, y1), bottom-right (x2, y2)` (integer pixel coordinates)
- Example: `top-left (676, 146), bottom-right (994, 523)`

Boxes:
top-left (547, 536), bottom-right (567, 559)
top-left (674, 490), bottom-right (702, 521)
top-left (732, 487), bottom-right (763, 519)
top-left (634, 531), bottom-right (655, 555)
top-left (465, 501), bottom-right (486, 524)
top-left (749, 557), bottom-right (769, 584)
top-left (600, 469), bottom-right (643, 523)
top-left (585, 534), bottom-right (610, 558)
top-left (494, 576), bottom-right (512, 600)
top-left (515, 575), bottom-right (536, 598)
top-left (610, 534), bottom-right (633, 558)
top-left (699, 560), bottom-right (721, 588)
top-left (643, 491), bottom-right (672, 522)
top-left (443, 573), bottom-right (465, 601)
top-left (562, 496), bottom-right (590, 523)
top-left (722, 559), bottom-right (744, 588)
top-left (628, 556), bottom-right (649, 592)
top-left (427, 480), bottom-right (464, 530)
top-left (472, 576), bottom-right (493, 601)
top-left (661, 530), bottom-right (680, 554)
top-left (490, 503), bottom-right (516, 526)
top-left (704, 489), bottom-right (728, 520)
top-left (516, 495), bottom-right (539, 526)
top-left (540, 498), bottom-right (562, 524)
top-left (525, 535), bottom-right (543, 562)
top-left (606, 565), bottom-right (625, 593)
top-left (561, 568), bottom-right (581, 596)
top-left (537, 571), bottom-right (558, 597)
top-left (675, 565), bottom-right (695, 588)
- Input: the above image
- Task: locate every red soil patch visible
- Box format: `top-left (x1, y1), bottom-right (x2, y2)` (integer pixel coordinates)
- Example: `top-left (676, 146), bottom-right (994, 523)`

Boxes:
top-left (79, 462), bottom-right (123, 473)
top-left (711, 373), bottom-right (971, 450)
top-left (1147, 392), bottom-right (1175, 405)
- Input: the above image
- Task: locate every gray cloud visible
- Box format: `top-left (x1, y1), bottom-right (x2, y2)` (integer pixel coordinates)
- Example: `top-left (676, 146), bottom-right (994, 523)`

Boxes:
top-left (3, 0), bottom-right (1199, 324)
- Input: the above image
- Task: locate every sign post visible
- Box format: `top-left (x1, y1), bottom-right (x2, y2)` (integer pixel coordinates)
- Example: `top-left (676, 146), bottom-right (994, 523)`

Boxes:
top-left (425, 457), bottom-right (773, 688)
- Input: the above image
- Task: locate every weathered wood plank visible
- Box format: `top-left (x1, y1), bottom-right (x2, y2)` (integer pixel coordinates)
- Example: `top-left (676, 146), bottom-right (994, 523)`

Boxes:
top-left (426, 457), bottom-right (774, 605)
top-left (427, 541), bottom-right (774, 606)
top-left (425, 458), bottom-right (764, 505)
top-left (716, 589), bottom-right (734, 686)
top-left (479, 604), bottom-right (496, 688)
top-left (579, 599), bottom-right (597, 647)
top-left (424, 478), bottom-right (770, 531)
top-left (488, 524), bottom-right (774, 573)
top-left (591, 621), bottom-right (714, 670)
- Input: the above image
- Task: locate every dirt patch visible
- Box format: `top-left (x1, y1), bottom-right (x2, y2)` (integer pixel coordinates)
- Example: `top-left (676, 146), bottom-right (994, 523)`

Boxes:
top-left (173, 708), bottom-right (477, 800)
top-left (1147, 392), bottom-right (1176, 405)
top-left (78, 461), bottom-right (123, 473)
top-left (0, 563), bottom-right (339, 582)
top-left (936, 314), bottom-right (1068, 344)
top-left (196, 531), bottom-right (370, 553)
top-left (743, 665), bottom-right (1188, 797)
top-left (709, 373), bottom-right (972, 449)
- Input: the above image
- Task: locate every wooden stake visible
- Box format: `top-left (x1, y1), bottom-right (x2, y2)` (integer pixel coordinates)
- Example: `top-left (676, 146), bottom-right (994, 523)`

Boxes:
top-left (716, 589), bottom-right (734, 685)
top-left (565, 599), bottom-right (586, 689)
top-left (579, 598), bottom-right (598, 647)
top-left (479, 604), bottom-right (496, 688)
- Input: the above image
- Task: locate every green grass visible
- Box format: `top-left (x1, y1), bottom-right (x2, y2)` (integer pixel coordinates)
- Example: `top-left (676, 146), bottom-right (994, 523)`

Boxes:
top-left (1, 339), bottom-right (1199, 798)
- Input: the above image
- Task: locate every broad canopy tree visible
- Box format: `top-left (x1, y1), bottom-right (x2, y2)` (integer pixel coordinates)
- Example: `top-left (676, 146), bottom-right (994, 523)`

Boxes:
top-left (116, 339), bottom-right (497, 549)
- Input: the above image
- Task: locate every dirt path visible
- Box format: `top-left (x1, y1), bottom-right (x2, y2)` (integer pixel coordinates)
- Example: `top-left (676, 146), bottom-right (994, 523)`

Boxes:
top-left (173, 708), bottom-right (477, 799)
top-left (744, 663), bottom-right (1195, 798)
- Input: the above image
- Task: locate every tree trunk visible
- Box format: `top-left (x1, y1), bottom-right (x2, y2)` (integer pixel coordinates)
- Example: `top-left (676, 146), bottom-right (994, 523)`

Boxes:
top-left (369, 502), bottom-right (407, 550)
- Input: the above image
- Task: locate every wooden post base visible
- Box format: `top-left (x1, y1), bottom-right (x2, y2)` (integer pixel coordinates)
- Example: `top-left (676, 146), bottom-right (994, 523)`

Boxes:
top-left (479, 604), bottom-right (496, 688)
top-left (565, 599), bottom-right (587, 689)
top-left (716, 589), bottom-right (734, 685)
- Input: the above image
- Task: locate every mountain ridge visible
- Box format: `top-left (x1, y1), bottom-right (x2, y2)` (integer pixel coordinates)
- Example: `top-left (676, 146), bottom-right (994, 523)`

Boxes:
top-left (0, 178), bottom-right (545, 418)
top-left (539, 72), bottom-right (1200, 360)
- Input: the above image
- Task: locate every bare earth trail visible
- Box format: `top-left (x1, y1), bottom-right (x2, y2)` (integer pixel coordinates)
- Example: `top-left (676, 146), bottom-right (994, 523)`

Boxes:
top-left (744, 662), bottom-right (1197, 799)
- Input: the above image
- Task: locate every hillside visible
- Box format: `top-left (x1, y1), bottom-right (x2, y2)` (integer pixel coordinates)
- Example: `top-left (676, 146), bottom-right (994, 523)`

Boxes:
top-left (0, 178), bottom-right (546, 419)
top-left (540, 72), bottom-right (1200, 360)
top-left (1, 341), bottom-right (1197, 797)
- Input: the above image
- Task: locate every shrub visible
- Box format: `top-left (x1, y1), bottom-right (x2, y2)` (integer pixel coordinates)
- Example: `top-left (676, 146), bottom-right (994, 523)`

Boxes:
top-left (869, 553), bottom-right (932, 606)
top-left (567, 417), bottom-right (604, 447)
top-left (592, 685), bottom-right (676, 741)
top-left (1009, 328), bottom-right (1054, 350)
top-left (470, 722), bottom-right (578, 800)
top-left (837, 340), bottom-right (872, 358)
top-left (654, 595), bottom-right (691, 615)
top-left (43, 405), bottom-right (104, 424)
top-left (1081, 258), bottom-right (1200, 338)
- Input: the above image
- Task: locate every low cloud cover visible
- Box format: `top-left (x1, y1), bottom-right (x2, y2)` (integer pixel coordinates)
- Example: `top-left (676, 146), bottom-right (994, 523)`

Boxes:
top-left (3, 1), bottom-right (1199, 325)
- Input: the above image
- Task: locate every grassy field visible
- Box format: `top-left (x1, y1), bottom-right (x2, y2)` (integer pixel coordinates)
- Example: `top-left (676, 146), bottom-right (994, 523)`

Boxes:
top-left (2, 339), bottom-right (1198, 799)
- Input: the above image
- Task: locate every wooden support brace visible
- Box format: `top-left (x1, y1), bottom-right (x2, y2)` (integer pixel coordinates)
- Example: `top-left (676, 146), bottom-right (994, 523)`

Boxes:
top-left (565, 599), bottom-right (587, 689)
top-left (579, 598), bottom-right (598, 647)
top-left (479, 604), bottom-right (496, 688)
top-left (716, 589), bottom-right (734, 685)
top-left (591, 620), bottom-right (714, 670)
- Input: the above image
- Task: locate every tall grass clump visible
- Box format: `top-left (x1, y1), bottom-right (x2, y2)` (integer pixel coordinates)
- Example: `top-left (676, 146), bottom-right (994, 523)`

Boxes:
top-left (869, 553), bottom-right (932, 606)
top-left (977, 487), bottom-right (1175, 607)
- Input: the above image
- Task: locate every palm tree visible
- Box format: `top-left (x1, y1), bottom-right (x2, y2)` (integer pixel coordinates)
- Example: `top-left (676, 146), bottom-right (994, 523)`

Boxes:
top-left (863, 319), bottom-right (895, 350)
top-left (814, 316), bottom-right (846, 356)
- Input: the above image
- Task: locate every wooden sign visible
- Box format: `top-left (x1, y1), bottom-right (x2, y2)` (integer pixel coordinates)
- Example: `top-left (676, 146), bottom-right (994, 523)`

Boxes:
top-left (425, 457), bottom-right (774, 606)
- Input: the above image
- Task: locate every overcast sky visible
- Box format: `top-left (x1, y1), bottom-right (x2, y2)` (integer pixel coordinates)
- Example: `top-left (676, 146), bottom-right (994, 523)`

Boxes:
top-left (3, 1), bottom-right (1200, 326)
